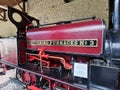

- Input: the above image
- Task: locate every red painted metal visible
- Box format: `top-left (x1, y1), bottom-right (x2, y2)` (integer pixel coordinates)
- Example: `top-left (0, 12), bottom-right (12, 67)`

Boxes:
top-left (30, 73), bottom-right (37, 86)
top-left (22, 72), bottom-right (31, 84)
top-left (27, 48), bottom-right (72, 70)
top-left (0, 38), bottom-right (17, 65)
top-left (18, 39), bottom-right (27, 65)
top-left (27, 85), bottom-right (43, 90)
top-left (2, 64), bottom-right (6, 73)
top-left (0, 64), bottom-right (6, 75)
top-left (0, 19), bottom-right (107, 90)
top-left (27, 19), bottom-right (105, 55)
top-left (28, 55), bottom-right (50, 68)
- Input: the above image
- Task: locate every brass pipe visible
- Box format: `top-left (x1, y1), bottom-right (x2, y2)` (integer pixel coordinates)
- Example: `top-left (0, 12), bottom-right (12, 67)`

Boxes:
top-left (39, 51), bottom-right (43, 73)
top-left (48, 56), bottom-right (72, 70)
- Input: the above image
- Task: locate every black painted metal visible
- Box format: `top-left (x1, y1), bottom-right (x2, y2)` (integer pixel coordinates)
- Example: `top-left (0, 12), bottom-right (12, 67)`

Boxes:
top-left (110, 0), bottom-right (120, 61)
top-left (105, 30), bottom-right (120, 64)
top-left (91, 64), bottom-right (119, 90)
top-left (104, 0), bottom-right (120, 63)
top-left (8, 6), bottom-right (39, 33)
top-left (40, 16), bottom-right (96, 27)
top-left (113, 0), bottom-right (120, 30)
top-left (64, 0), bottom-right (71, 3)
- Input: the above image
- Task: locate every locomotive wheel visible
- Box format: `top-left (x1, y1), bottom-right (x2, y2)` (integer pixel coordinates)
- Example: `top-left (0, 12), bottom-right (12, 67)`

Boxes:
top-left (16, 69), bottom-right (31, 84)
top-left (16, 69), bottom-right (49, 89)
top-left (21, 71), bottom-right (31, 84)
top-left (16, 69), bottom-right (23, 82)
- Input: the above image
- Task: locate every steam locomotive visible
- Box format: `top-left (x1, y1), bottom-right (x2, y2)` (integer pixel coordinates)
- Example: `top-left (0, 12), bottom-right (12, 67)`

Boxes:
top-left (0, 0), bottom-right (120, 90)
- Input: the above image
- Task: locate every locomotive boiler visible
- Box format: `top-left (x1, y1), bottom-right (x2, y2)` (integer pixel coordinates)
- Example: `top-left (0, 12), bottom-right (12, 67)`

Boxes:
top-left (0, 0), bottom-right (120, 90)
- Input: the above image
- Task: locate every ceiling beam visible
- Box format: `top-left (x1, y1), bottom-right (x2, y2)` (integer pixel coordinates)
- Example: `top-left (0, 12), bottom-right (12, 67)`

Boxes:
top-left (13, 0), bottom-right (27, 13)
top-left (0, 0), bottom-right (27, 21)
top-left (0, 0), bottom-right (22, 7)
top-left (0, 11), bottom-right (7, 21)
top-left (0, 5), bottom-right (7, 11)
top-left (0, 5), bottom-right (7, 21)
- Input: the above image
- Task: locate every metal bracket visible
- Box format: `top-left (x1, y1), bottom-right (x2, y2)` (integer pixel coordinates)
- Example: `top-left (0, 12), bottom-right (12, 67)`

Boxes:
top-left (8, 6), bottom-right (39, 33)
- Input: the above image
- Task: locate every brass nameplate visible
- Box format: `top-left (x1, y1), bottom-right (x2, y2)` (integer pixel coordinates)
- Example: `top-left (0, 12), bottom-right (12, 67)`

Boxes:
top-left (28, 39), bottom-right (98, 47)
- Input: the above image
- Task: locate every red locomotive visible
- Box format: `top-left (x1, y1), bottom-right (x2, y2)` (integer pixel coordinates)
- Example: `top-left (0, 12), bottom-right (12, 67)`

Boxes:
top-left (0, 0), bottom-right (120, 90)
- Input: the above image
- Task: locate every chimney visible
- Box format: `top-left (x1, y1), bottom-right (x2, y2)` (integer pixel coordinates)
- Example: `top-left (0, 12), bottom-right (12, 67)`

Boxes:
top-left (113, 0), bottom-right (120, 30)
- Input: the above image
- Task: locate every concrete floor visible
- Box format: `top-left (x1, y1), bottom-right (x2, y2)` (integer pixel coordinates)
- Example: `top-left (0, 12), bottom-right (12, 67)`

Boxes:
top-left (0, 69), bottom-right (16, 84)
top-left (0, 69), bottom-right (26, 90)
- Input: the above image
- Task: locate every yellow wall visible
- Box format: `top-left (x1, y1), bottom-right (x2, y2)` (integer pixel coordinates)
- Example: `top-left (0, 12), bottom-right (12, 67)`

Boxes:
top-left (0, 0), bottom-right (109, 37)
